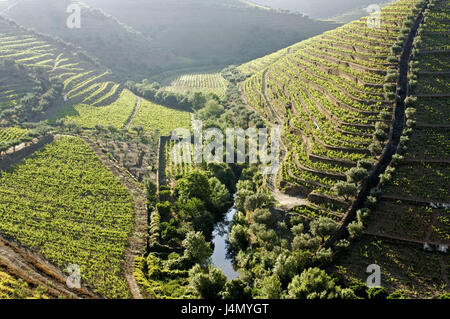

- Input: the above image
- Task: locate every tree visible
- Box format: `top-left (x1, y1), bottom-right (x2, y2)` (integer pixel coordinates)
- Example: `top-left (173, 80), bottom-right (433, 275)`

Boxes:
top-left (309, 218), bottom-right (339, 243)
top-left (357, 159), bottom-right (373, 171)
top-left (369, 142), bottom-right (382, 155)
top-left (191, 92), bottom-right (207, 110)
top-left (220, 279), bottom-right (252, 299)
top-left (175, 171), bottom-right (211, 205)
top-left (313, 248), bottom-right (333, 266)
top-left (291, 223), bottom-right (304, 236)
top-left (345, 167), bottom-right (369, 184)
top-left (209, 177), bottom-right (231, 214)
top-left (228, 224), bottom-right (249, 252)
top-left (273, 253), bottom-right (298, 285)
top-left (347, 221), bottom-right (364, 239)
top-left (252, 208), bottom-right (272, 226)
top-left (332, 181), bottom-right (357, 201)
top-left (189, 264), bottom-right (227, 299)
top-left (144, 179), bottom-right (157, 206)
top-left (257, 275), bottom-right (282, 299)
top-left (287, 267), bottom-right (340, 299)
top-left (182, 231), bottom-right (212, 267)
top-left (292, 234), bottom-right (321, 251)
top-left (197, 99), bottom-right (225, 120)
top-left (177, 198), bottom-right (214, 238)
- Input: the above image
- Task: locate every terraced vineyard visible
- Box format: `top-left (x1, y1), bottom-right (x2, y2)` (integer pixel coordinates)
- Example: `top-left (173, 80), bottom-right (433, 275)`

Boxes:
top-left (367, 0), bottom-right (450, 247)
top-left (0, 136), bottom-right (135, 298)
top-left (0, 16), bottom-right (120, 114)
top-left (129, 98), bottom-right (191, 135)
top-left (53, 89), bottom-right (137, 129)
top-left (0, 126), bottom-right (28, 144)
top-left (163, 138), bottom-right (197, 184)
top-left (0, 267), bottom-right (49, 299)
top-left (242, 0), bottom-right (426, 220)
top-left (165, 72), bottom-right (228, 98)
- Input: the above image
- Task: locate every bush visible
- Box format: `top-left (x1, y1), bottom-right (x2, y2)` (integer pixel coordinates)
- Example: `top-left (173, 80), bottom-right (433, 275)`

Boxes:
top-left (332, 182), bottom-right (357, 201)
top-left (369, 142), bottom-right (382, 155)
top-left (228, 224), bottom-right (250, 252)
top-left (391, 154), bottom-right (404, 166)
top-left (387, 290), bottom-right (408, 299)
top-left (156, 201), bottom-right (171, 217)
top-left (404, 96), bottom-right (417, 107)
top-left (310, 218), bottom-right (339, 243)
top-left (347, 221), bottom-right (364, 239)
top-left (349, 280), bottom-right (368, 298)
top-left (379, 110), bottom-right (392, 121)
top-left (220, 279), bottom-right (252, 299)
top-left (346, 167), bottom-right (369, 184)
top-left (341, 288), bottom-right (357, 299)
top-left (182, 231), bottom-right (213, 266)
top-left (287, 268), bottom-right (341, 299)
top-left (256, 275), bottom-right (282, 299)
top-left (335, 239), bottom-right (350, 253)
top-left (385, 73), bottom-right (398, 82)
top-left (357, 159), bottom-right (373, 171)
top-left (368, 287), bottom-right (389, 300)
top-left (405, 107), bottom-right (417, 120)
top-left (438, 292), bottom-right (450, 299)
top-left (365, 196), bottom-right (378, 209)
top-left (189, 265), bottom-right (227, 299)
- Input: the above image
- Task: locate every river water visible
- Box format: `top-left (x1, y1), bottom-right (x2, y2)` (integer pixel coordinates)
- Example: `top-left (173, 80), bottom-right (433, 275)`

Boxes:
top-left (211, 206), bottom-right (239, 279)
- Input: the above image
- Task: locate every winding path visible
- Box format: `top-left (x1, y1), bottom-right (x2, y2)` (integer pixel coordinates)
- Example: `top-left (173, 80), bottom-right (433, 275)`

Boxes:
top-left (260, 69), bottom-right (309, 210)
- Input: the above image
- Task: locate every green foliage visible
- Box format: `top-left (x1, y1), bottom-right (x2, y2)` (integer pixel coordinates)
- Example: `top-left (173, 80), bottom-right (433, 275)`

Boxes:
top-left (175, 171), bottom-right (212, 205)
top-left (256, 275), bottom-right (282, 299)
top-left (287, 268), bottom-right (340, 299)
top-left (368, 287), bottom-right (389, 300)
top-left (332, 181), bottom-right (357, 201)
top-left (229, 224), bottom-right (250, 252)
top-left (0, 137), bottom-right (134, 298)
top-left (309, 218), bottom-right (339, 243)
top-left (220, 279), bottom-right (252, 299)
top-left (182, 231), bottom-right (213, 267)
top-left (345, 167), bottom-right (369, 184)
top-left (189, 264), bottom-right (227, 299)
top-left (347, 221), bottom-right (364, 239)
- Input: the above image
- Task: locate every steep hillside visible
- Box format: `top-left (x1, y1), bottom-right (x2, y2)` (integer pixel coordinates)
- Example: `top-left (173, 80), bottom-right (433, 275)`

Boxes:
top-left (249, 0), bottom-right (381, 18)
top-left (0, 136), bottom-right (137, 298)
top-left (242, 0), bottom-right (423, 214)
top-left (82, 0), bottom-right (338, 68)
top-left (333, 0), bottom-right (449, 297)
top-left (0, 16), bottom-right (124, 121)
top-left (241, 0), bottom-right (448, 297)
top-left (5, 0), bottom-right (174, 81)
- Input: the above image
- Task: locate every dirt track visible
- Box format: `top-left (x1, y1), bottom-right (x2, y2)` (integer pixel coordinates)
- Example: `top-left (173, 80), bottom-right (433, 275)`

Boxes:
top-left (84, 137), bottom-right (148, 299)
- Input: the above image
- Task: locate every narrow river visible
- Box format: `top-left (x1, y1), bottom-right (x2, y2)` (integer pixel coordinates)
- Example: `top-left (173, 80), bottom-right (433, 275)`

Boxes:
top-left (211, 206), bottom-right (239, 279)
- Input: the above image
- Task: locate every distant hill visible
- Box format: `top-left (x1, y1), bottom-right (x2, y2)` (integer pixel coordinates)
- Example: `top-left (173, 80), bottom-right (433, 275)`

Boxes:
top-left (246, 0), bottom-right (386, 18)
top-left (80, 0), bottom-right (338, 72)
top-left (5, 0), bottom-right (176, 81)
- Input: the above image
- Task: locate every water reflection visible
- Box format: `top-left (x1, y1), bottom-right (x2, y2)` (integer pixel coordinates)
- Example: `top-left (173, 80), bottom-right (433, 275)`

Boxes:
top-left (211, 207), bottom-right (239, 279)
